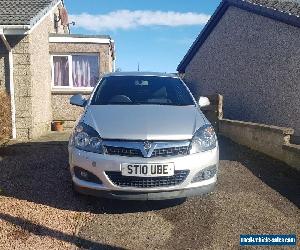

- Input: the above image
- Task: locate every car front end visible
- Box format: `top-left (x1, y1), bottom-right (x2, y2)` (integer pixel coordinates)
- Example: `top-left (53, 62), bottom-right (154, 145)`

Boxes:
top-left (68, 72), bottom-right (219, 200)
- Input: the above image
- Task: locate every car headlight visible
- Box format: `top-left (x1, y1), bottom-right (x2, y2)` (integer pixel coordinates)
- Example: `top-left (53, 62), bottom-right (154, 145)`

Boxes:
top-left (72, 123), bottom-right (104, 154)
top-left (189, 125), bottom-right (217, 154)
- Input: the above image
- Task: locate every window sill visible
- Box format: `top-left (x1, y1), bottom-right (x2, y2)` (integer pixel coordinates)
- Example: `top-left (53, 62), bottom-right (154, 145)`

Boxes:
top-left (51, 87), bottom-right (93, 95)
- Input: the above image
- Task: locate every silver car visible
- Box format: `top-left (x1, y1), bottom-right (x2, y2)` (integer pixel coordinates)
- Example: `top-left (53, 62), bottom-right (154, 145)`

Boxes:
top-left (68, 72), bottom-right (219, 200)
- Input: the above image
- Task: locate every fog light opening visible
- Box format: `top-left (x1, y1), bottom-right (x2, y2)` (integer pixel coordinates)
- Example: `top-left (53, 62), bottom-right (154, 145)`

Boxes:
top-left (73, 166), bottom-right (102, 184)
top-left (80, 170), bottom-right (88, 179)
top-left (192, 165), bottom-right (217, 183)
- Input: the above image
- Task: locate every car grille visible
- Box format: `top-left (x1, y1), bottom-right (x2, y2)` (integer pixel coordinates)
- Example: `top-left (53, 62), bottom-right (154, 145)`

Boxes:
top-left (151, 146), bottom-right (189, 157)
top-left (105, 170), bottom-right (189, 188)
top-left (105, 146), bottom-right (143, 157)
top-left (104, 145), bottom-right (189, 158)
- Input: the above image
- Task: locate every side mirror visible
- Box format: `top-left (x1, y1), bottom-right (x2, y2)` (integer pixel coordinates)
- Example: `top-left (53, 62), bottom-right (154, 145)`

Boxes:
top-left (198, 96), bottom-right (210, 108)
top-left (70, 94), bottom-right (87, 107)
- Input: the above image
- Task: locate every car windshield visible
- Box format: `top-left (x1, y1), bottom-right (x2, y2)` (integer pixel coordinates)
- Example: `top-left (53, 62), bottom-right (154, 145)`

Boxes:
top-left (91, 75), bottom-right (195, 106)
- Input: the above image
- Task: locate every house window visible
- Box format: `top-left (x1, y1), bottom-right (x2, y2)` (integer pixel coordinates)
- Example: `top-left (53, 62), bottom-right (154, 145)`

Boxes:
top-left (53, 56), bottom-right (69, 86)
top-left (52, 54), bottom-right (100, 89)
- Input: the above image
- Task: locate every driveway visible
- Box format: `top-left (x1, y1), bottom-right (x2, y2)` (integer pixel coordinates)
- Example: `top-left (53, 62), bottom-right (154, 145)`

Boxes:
top-left (0, 132), bottom-right (299, 249)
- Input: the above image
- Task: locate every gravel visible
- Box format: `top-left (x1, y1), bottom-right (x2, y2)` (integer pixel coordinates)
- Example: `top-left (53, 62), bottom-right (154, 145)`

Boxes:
top-left (0, 133), bottom-right (299, 249)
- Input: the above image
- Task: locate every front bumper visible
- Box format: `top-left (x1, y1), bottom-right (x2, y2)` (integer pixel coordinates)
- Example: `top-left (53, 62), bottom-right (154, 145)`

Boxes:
top-left (69, 144), bottom-right (219, 200)
top-left (73, 182), bottom-right (216, 200)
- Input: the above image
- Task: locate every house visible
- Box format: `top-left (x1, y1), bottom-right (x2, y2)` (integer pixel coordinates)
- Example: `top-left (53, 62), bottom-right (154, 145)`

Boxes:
top-left (178, 0), bottom-right (300, 143)
top-left (0, 0), bottom-right (115, 140)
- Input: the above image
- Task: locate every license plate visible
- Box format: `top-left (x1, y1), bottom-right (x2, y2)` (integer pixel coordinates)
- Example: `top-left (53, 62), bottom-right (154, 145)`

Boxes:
top-left (121, 163), bottom-right (175, 177)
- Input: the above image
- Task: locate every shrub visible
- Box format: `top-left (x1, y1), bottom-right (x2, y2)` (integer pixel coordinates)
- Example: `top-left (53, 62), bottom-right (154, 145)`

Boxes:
top-left (0, 90), bottom-right (11, 145)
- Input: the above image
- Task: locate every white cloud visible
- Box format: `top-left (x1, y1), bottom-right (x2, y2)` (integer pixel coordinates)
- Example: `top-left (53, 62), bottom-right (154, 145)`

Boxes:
top-left (69, 10), bottom-right (210, 31)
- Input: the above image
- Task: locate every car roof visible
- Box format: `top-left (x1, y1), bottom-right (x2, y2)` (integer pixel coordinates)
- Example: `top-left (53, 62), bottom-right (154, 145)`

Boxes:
top-left (103, 72), bottom-right (179, 78)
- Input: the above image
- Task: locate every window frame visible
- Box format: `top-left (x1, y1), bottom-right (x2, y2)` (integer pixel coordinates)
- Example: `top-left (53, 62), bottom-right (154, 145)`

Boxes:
top-left (51, 53), bottom-right (100, 93)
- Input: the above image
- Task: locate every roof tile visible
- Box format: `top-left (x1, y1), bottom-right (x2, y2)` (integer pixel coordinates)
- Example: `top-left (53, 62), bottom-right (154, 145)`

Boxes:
top-left (245, 0), bottom-right (300, 17)
top-left (0, 0), bottom-right (60, 26)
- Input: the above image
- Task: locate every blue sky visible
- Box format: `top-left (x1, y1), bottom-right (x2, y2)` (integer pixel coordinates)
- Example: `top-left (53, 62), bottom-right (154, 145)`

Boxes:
top-left (64, 0), bottom-right (221, 73)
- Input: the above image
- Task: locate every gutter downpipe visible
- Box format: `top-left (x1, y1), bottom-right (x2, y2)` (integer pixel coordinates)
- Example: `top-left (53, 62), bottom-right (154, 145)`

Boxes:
top-left (109, 39), bottom-right (116, 72)
top-left (0, 29), bottom-right (17, 139)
